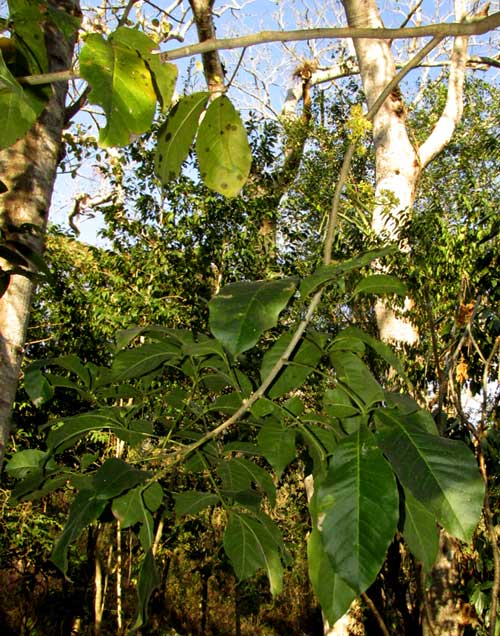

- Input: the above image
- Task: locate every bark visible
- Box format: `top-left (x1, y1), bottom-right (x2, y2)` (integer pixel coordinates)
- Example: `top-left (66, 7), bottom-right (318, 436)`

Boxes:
top-left (0, 0), bottom-right (80, 469)
top-left (188, 0), bottom-right (226, 93)
top-left (342, 0), bottom-right (468, 345)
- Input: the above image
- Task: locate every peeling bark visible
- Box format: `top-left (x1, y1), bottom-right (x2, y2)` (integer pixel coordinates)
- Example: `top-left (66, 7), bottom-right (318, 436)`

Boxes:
top-left (0, 1), bottom-right (80, 469)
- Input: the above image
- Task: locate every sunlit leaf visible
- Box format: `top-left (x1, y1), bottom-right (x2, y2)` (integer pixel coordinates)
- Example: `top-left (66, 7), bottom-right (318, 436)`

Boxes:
top-left (0, 50), bottom-right (45, 148)
top-left (196, 95), bottom-right (251, 197)
top-left (80, 33), bottom-right (157, 146)
top-left (155, 92), bottom-right (209, 183)
top-left (110, 27), bottom-right (177, 110)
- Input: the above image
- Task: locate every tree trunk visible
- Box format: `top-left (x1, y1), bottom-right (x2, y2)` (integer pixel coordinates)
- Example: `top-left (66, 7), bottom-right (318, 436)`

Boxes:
top-left (0, 0), bottom-right (80, 469)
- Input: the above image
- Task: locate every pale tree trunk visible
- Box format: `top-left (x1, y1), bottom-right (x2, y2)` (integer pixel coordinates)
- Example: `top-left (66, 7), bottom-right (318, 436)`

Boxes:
top-left (342, 0), bottom-right (468, 346)
top-left (0, 0), bottom-right (80, 469)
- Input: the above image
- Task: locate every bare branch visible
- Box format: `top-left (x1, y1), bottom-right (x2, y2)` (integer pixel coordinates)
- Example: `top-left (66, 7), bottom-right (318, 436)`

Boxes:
top-left (160, 12), bottom-right (500, 61)
top-left (418, 0), bottom-right (470, 167)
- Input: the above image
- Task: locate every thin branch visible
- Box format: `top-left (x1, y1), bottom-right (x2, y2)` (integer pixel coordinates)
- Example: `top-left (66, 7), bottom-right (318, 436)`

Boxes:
top-left (399, 0), bottom-right (424, 29)
top-left (361, 593), bottom-right (390, 636)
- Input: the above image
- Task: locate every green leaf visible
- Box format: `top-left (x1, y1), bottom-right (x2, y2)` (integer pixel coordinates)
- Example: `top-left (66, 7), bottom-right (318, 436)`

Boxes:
top-left (47, 409), bottom-right (124, 454)
top-left (143, 482), bottom-right (163, 512)
top-left (9, 2), bottom-right (48, 72)
top-left (403, 488), bottom-right (439, 572)
top-left (24, 366), bottom-right (54, 406)
top-left (223, 511), bottom-right (284, 595)
top-left (52, 489), bottom-right (107, 575)
top-left (300, 246), bottom-right (396, 298)
top-left (308, 528), bottom-right (357, 626)
top-left (112, 486), bottom-right (144, 527)
top-left (131, 549), bottom-right (161, 632)
top-left (0, 50), bottom-right (45, 148)
top-left (218, 457), bottom-right (276, 505)
top-left (324, 387), bottom-right (360, 419)
top-left (111, 341), bottom-right (180, 380)
top-left (330, 350), bottom-right (384, 408)
top-left (260, 331), bottom-right (326, 398)
top-left (93, 458), bottom-right (150, 500)
top-left (155, 92), bottom-right (209, 183)
top-left (257, 419), bottom-right (296, 479)
top-left (339, 327), bottom-right (410, 387)
top-left (318, 425), bottom-right (399, 593)
top-left (174, 491), bottom-right (219, 516)
top-left (109, 27), bottom-right (177, 111)
top-left (80, 33), bottom-right (157, 147)
top-left (196, 95), bottom-right (252, 197)
top-left (375, 408), bottom-right (484, 542)
top-left (5, 449), bottom-right (48, 478)
top-left (209, 278), bottom-right (297, 356)
top-left (354, 274), bottom-right (407, 297)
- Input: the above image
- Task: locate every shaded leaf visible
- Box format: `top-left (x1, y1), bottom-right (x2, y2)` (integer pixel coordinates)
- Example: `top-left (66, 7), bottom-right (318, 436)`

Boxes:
top-left (111, 341), bottom-right (180, 380)
top-left (375, 408), bottom-right (484, 542)
top-left (261, 331), bottom-right (326, 398)
top-left (218, 457), bottom-right (275, 505)
top-left (223, 511), bottom-right (284, 595)
top-left (5, 449), bottom-right (49, 478)
top-left (174, 491), bottom-right (219, 516)
top-left (403, 488), bottom-right (439, 572)
top-left (52, 489), bottom-right (107, 575)
top-left (318, 425), bottom-right (399, 593)
top-left (324, 387), bottom-right (359, 419)
top-left (131, 549), bottom-right (161, 632)
top-left (93, 458), bottom-right (150, 500)
top-left (330, 350), bottom-right (384, 408)
top-left (300, 246), bottom-right (396, 297)
top-left (354, 274), bottom-right (407, 297)
top-left (209, 278), bottom-right (297, 356)
top-left (47, 409), bottom-right (124, 454)
top-left (24, 366), bottom-right (54, 406)
top-left (257, 420), bottom-right (296, 479)
top-left (308, 528), bottom-right (357, 626)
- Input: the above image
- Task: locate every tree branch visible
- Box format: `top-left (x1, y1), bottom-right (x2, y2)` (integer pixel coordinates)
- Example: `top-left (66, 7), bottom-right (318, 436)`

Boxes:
top-left (418, 0), bottom-right (469, 167)
top-left (160, 13), bottom-right (500, 61)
